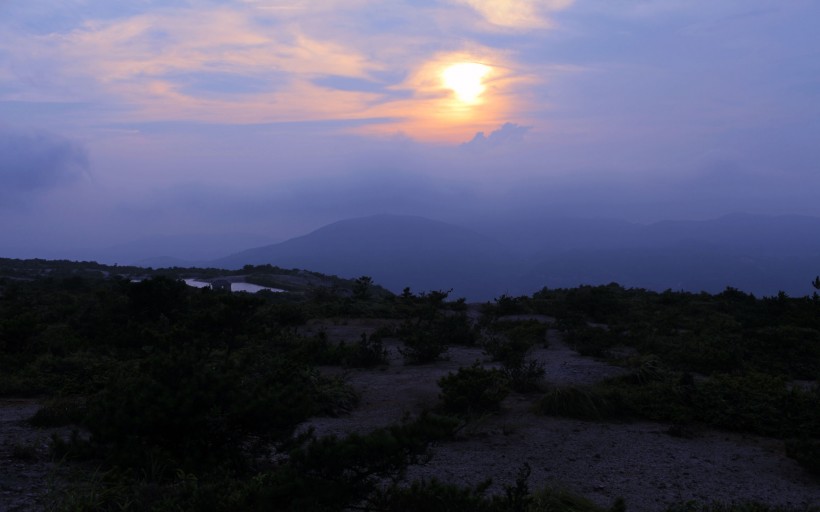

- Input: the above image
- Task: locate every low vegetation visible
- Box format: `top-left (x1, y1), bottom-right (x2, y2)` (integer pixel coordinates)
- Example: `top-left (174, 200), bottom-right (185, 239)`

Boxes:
top-left (438, 363), bottom-right (510, 417)
top-left (1, 259), bottom-right (819, 510)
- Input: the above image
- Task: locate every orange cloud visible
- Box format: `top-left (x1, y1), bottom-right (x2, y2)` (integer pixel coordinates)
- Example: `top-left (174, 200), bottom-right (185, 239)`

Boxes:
top-left (451, 0), bottom-right (575, 30)
top-left (5, 2), bottom-right (558, 142)
top-left (345, 50), bottom-right (537, 142)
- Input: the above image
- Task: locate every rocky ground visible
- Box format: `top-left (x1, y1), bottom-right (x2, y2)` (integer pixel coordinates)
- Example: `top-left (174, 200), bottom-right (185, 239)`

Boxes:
top-left (3, 315), bottom-right (818, 511)
top-left (0, 399), bottom-right (72, 512)
top-left (300, 317), bottom-right (820, 512)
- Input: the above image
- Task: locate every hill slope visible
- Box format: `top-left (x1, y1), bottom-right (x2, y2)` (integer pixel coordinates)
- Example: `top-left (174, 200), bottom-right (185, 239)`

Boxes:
top-left (201, 213), bottom-right (820, 300)
top-left (516, 214), bottom-right (820, 297)
top-left (214, 214), bottom-right (517, 300)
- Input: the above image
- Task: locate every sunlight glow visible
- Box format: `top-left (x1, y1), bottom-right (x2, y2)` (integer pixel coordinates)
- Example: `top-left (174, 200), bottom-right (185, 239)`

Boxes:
top-left (442, 62), bottom-right (491, 104)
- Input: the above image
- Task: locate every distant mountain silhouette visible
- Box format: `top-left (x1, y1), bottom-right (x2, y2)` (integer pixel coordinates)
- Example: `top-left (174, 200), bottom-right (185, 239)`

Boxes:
top-left (112, 212), bottom-right (820, 300)
top-left (520, 243), bottom-right (819, 297)
top-left (640, 214), bottom-right (820, 257)
top-left (516, 214), bottom-right (820, 297)
top-left (478, 213), bottom-right (820, 259)
top-left (473, 217), bottom-right (644, 256)
top-left (133, 256), bottom-right (195, 268)
top-left (213, 214), bottom-right (517, 300)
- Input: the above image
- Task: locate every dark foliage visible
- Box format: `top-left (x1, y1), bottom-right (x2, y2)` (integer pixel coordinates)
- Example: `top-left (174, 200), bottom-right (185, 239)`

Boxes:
top-left (395, 289), bottom-right (478, 364)
top-left (785, 438), bottom-right (820, 475)
top-left (438, 363), bottom-right (510, 417)
top-left (3, 259), bottom-right (820, 509)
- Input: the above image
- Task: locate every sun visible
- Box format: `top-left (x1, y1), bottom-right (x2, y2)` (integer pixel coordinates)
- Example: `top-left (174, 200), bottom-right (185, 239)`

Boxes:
top-left (442, 62), bottom-right (491, 104)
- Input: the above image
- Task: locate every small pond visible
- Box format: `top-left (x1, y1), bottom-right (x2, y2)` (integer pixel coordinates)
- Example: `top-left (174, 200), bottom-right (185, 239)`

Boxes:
top-left (183, 279), bottom-right (284, 293)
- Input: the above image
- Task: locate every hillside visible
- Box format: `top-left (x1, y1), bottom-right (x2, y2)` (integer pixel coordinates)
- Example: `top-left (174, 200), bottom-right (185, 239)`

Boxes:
top-left (214, 214), bottom-right (516, 300)
top-left (211, 213), bottom-right (820, 300)
top-left (49, 213), bottom-right (820, 301)
top-left (513, 214), bottom-right (820, 297)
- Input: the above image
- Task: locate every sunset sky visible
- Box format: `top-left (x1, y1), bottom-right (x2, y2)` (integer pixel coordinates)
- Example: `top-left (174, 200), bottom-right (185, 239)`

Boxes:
top-left (2, 1), bottom-right (819, 257)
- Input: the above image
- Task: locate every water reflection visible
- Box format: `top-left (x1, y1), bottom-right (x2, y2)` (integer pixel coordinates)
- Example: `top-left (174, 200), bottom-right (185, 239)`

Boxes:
top-left (183, 279), bottom-right (283, 293)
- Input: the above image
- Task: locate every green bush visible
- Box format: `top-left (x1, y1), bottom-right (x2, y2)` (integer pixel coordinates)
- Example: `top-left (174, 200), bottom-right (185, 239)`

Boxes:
top-left (437, 313), bottom-right (479, 346)
top-left (29, 396), bottom-right (87, 427)
top-left (482, 333), bottom-right (531, 367)
top-left (537, 385), bottom-right (629, 421)
top-left (396, 296), bottom-right (474, 362)
top-left (399, 327), bottom-right (448, 364)
top-left (530, 486), bottom-right (618, 512)
top-left (344, 332), bottom-right (388, 368)
top-left (438, 363), bottom-right (509, 416)
top-left (81, 343), bottom-right (358, 473)
top-left (692, 372), bottom-right (790, 436)
top-left (503, 358), bottom-right (546, 393)
top-left (372, 478), bottom-right (497, 512)
top-left (666, 501), bottom-right (820, 512)
top-left (744, 326), bottom-right (820, 379)
top-left (239, 413), bottom-right (460, 511)
top-left (564, 326), bottom-right (621, 359)
top-left (615, 375), bottom-right (694, 424)
top-left (482, 320), bottom-right (547, 365)
top-left (785, 437), bottom-right (820, 475)
top-left (503, 321), bottom-right (548, 347)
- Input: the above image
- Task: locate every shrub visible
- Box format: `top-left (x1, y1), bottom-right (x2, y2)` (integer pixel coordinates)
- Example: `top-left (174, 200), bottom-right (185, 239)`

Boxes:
top-left (482, 333), bottom-right (531, 367)
top-left (372, 478), bottom-right (496, 512)
top-left (399, 327), bottom-right (448, 364)
top-left (612, 374), bottom-right (695, 424)
top-left (344, 332), bottom-right (388, 368)
top-left (564, 326), bottom-right (620, 359)
top-left (666, 502), bottom-right (820, 512)
top-left (438, 363), bottom-right (509, 416)
top-left (50, 429), bottom-right (96, 461)
top-left (537, 385), bottom-right (629, 421)
top-left (785, 437), bottom-right (820, 475)
top-left (371, 463), bottom-right (535, 512)
top-left (81, 343), bottom-right (358, 473)
top-left (437, 312), bottom-right (479, 346)
top-left (29, 396), bottom-right (87, 427)
top-left (692, 372), bottom-right (790, 436)
top-left (530, 486), bottom-right (617, 512)
top-left (502, 358), bottom-right (546, 393)
top-left (503, 321), bottom-right (548, 347)
top-left (397, 298), bottom-right (474, 362)
top-left (243, 413), bottom-right (460, 511)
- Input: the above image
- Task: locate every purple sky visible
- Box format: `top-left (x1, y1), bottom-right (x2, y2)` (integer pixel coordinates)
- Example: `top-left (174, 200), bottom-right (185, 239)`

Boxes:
top-left (2, 1), bottom-right (819, 256)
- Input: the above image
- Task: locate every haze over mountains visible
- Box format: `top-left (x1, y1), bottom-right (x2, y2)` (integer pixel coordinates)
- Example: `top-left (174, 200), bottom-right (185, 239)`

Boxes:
top-left (214, 215), bottom-right (516, 300)
top-left (73, 213), bottom-right (820, 301)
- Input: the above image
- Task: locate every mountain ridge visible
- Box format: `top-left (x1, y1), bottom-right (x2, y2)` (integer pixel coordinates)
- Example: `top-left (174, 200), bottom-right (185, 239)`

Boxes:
top-left (211, 213), bottom-right (820, 300)
top-left (62, 213), bottom-right (820, 301)
top-left (213, 214), bottom-right (517, 299)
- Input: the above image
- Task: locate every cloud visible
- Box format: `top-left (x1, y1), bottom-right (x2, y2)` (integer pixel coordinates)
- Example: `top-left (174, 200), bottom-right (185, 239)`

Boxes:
top-left (451, 0), bottom-right (575, 29)
top-left (2, 5), bottom-right (381, 121)
top-left (2, 0), bottom-right (818, 252)
top-left (0, 129), bottom-right (88, 203)
top-left (0, 1), bottom-right (547, 141)
top-left (462, 122), bottom-right (531, 150)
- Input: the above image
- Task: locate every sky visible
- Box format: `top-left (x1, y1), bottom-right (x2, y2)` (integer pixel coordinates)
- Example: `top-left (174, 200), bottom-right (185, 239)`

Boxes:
top-left (2, 0), bottom-right (820, 257)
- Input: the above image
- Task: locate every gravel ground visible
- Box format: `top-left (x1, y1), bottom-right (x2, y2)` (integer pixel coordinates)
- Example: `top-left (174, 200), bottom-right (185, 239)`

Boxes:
top-left (0, 399), bottom-right (71, 512)
top-left (301, 319), bottom-right (820, 512)
top-left (3, 316), bottom-right (818, 511)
